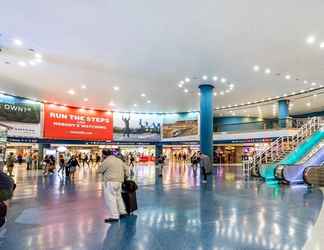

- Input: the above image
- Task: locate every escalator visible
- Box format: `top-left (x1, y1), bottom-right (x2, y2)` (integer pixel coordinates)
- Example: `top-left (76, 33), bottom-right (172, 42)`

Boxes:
top-left (304, 164), bottom-right (324, 185)
top-left (260, 130), bottom-right (324, 181)
top-left (276, 146), bottom-right (324, 184)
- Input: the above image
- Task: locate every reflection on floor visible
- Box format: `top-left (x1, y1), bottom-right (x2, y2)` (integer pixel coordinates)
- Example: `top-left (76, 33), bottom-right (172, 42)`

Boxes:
top-left (1, 162), bottom-right (323, 250)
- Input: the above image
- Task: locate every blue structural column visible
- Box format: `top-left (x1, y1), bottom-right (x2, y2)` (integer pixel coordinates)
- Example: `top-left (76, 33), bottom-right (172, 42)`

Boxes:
top-left (278, 99), bottom-right (290, 128)
top-left (155, 143), bottom-right (163, 158)
top-left (199, 84), bottom-right (214, 162)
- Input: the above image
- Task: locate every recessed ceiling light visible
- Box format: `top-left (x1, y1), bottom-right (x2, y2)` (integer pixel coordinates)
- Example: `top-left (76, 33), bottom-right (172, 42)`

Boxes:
top-left (113, 86), bottom-right (120, 91)
top-left (178, 83), bottom-right (183, 88)
top-left (220, 78), bottom-right (227, 83)
top-left (265, 68), bottom-right (271, 74)
top-left (285, 74), bottom-right (291, 80)
top-left (306, 35), bottom-right (316, 44)
top-left (220, 91), bottom-right (224, 95)
top-left (83, 98), bottom-right (88, 102)
top-left (202, 75), bottom-right (208, 80)
top-left (34, 53), bottom-right (42, 59)
top-left (313, 94), bottom-right (318, 98)
top-left (180, 80), bottom-right (185, 84)
top-left (306, 102), bottom-right (311, 107)
top-left (229, 84), bottom-right (234, 89)
top-left (29, 60), bottom-right (36, 66)
top-left (147, 100), bottom-right (151, 104)
top-left (81, 84), bottom-right (87, 89)
top-left (320, 42), bottom-right (324, 49)
top-left (304, 80), bottom-right (308, 84)
top-left (184, 89), bottom-right (189, 93)
top-left (17, 61), bottom-right (26, 67)
top-left (109, 101), bottom-right (115, 106)
top-left (253, 65), bottom-right (260, 72)
top-left (13, 39), bottom-right (23, 46)
top-left (141, 93), bottom-right (146, 97)
top-left (213, 92), bottom-right (217, 96)
top-left (67, 89), bottom-right (75, 95)
top-left (133, 104), bottom-right (138, 107)
top-left (213, 76), bottom-right (218, 81)
top-left (185, 78), bottom-right (190, 83)
top-left (34, 58), bottom-right (42, 63)
top-left (311, 82), bottom-right (317, 86)
top-left (198, 92), bottom-right (201, 96)
top-left (225, 89), bottom-right (230, 93)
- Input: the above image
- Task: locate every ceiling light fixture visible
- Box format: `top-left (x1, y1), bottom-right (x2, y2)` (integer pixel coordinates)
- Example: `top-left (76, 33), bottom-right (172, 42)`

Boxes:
top-left (29, 60), bottom-right (36, 66)
top-left (185, 78), bottom-right (190, 83)
top-left (265, 68), bottom-right (271, 74)
top-left (81, 84), bottom-right (87, 89)
top-left (83, 98), bottom-right (88, 102)
top-left (253, 65), bottom-right (260, 72)
top-left (147, 100), bottom-right (151, 104)
top-left (17, 61), bottom-right (26, 67)
top-left (221, 78), bottom-right (227, 83)
top-left (133, 104), bottom-right (138, 107)
top-left (202, 75), bottom-right (208, 80)
top-left (320, 42), bottom-right (324, 49)
top-left (141, 93), bottom-right (146, 97)
top-left (178, 83), bottom-right (183, 88)
top-left (306, 35), bottom-right (316, 45)
top-left (184, 89), bottom-right (189, 93)
top-left (13, 39), bottom-right (23, 46)
top-left (34, 53), bottom-right (42, 59)
top-left (285, 75), bottom-right (291, 80)
top-left (113, 86), bottom-right (120, 91)
top-left (67, 89), bottom-right (75, 95)
top-left (213, 76), bottom-right (218, 81)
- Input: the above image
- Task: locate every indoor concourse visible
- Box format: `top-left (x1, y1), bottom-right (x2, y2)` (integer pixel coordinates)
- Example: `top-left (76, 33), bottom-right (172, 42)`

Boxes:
top-left (1, 163), bottom-right (323, 250)
top-left (1, 1), bottom-right (324, 250)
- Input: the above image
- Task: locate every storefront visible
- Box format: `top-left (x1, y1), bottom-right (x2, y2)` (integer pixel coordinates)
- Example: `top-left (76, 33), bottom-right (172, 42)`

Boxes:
top-left (163, 145), bottom-right (200, 161)
top-left (213, 142), bottom-right (271, 164)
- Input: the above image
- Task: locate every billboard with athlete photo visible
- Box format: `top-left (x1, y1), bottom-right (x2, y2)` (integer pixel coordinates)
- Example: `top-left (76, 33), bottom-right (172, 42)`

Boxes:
top-left (113, 112), bottom-right (161, 141)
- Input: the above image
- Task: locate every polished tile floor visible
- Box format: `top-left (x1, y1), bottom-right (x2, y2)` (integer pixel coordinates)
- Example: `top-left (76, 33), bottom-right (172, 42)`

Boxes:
top-left (1, 161), bottom-right (323, 250)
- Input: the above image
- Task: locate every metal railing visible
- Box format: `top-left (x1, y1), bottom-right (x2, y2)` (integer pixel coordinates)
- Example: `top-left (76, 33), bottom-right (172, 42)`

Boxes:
top-left (243, 117), bottom-right (323, 176)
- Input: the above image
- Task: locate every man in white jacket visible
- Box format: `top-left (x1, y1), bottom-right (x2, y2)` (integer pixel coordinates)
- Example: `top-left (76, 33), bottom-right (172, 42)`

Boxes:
top-left (97, 149), bottom-right (129, 223)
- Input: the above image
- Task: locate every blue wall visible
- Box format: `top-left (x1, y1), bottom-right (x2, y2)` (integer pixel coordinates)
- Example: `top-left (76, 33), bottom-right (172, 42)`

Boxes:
top-left (213, 116), bottom-right (266, 132)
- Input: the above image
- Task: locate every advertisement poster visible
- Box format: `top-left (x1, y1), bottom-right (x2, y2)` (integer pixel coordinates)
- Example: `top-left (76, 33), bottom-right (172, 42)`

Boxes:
top-left (113, 112), bottom-right (161, 141)
top-left (44, 104), bottom-right (113, 141)
top-left (0, 95), bottom-right (41, 137)
top-left (162, 112), bottom-right (199, 140)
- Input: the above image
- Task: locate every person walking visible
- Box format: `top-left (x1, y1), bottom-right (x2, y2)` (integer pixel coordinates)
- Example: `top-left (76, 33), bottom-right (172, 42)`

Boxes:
top-left (26, 153), bottom-right (33, 170)
top-left (0, 149), bottom-right (4, 172)
top-left (58, 154), bottom-right (65, 175)
top-left (66, 155), bottom-right (79, 178)
top-left (190, 152), bottom-right (199, 176)
top-left (97, 149), bottom-right (129, 223)
top-left (6, 153), bottom-right (15, 177)
top-left (199, 152), bottom-right (210, 183)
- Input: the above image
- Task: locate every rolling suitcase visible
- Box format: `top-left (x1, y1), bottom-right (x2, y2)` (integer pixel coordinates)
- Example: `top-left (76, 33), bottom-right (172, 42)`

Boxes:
top-left (122, 179), bottom-right (138, 214)
top-left (122, 191), bottom-right (137, 214)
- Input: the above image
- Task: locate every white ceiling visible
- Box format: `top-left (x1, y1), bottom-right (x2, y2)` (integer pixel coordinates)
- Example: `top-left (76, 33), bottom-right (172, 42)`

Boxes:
top-left (0, 0), bottom-right (324, 116)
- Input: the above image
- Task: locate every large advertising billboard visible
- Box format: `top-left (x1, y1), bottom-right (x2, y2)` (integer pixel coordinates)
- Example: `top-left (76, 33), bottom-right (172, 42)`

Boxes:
top-left (162, 112), bottom-right (199, 140)
top-left (0, 95), bottom-right (41, 137)
top-left (113, 112), bottom-right (161, 141)
top-left (44, 104), bottom-right (113, 141)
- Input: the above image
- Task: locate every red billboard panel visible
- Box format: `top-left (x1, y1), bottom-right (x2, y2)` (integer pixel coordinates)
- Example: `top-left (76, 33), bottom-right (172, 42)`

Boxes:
top-left (44, 104), bottom-right (113, 141)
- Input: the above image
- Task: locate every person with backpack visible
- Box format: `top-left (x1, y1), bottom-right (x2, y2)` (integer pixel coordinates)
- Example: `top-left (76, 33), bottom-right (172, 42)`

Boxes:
top-left (66, 155), bottom-right (79, 178)
top-left (97, 149), bottom-right (129, 223)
